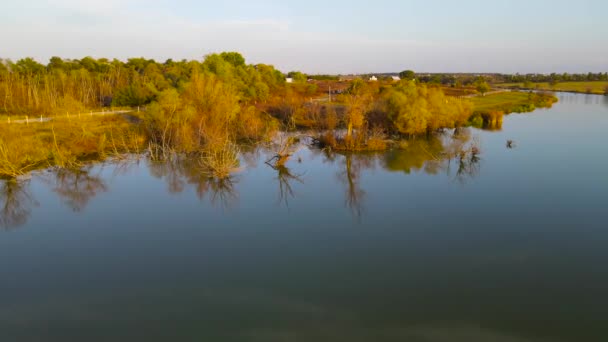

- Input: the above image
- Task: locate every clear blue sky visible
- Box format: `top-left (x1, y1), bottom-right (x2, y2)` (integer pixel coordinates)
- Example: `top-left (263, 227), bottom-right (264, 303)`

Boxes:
top-left (2, 0), bottom-right (607, 73)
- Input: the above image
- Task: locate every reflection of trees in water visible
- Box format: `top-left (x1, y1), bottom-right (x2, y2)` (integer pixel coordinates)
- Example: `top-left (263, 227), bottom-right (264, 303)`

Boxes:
top-left (0, 179), bottom-right (38, 230)
top-left (206, 177), bottom-right (238, 211)
top-left (313, 129), bottom-right (482, 219)
top-left (240, 145), bottom-right (263, 170)
top-left (147, 156), bottom-right (238, 211)
top-left (286, 146), bottom-right (371, 220)
top-left (48, 167), bottom-right (108, 212)
top-left (384, 128), bottom-right (481, 183)
top-left (148, 155), bottom-right (187, 194)
top-left (266, 163), bottom-right (304, 210)
top-left (340, 154), bottom-right (368, 219)
top-left (329, 153), bottom-right (375, 220)
top-left (384, 135), bottom-right (445, 175)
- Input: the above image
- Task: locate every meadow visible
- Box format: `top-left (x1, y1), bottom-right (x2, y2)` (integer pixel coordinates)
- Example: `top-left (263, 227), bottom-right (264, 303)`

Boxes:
top-left (497, 81), bottom-right (608, 95)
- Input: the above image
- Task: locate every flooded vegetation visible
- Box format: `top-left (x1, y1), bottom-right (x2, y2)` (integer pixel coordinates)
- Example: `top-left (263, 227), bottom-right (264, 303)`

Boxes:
top-left (1, 54), bottom-right (606, 342)
top-left (0, 54), bottom-right (558, 181)
top-left (1, 92), bottom-right (607, 342)
top-left (4, 0), bottom-right (608, 338)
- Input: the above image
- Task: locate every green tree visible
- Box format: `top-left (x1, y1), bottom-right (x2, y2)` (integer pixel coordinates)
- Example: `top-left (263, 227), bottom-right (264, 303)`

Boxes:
top-left (48, 56), bottom-right (66, 71)
top-left (15, 58), bottom-right (45, 75)
top-left (219, 52), bottom-right (246, 68)
top-left (287, 71), bottom-right (307, 83)
top-left (399, 70), bottom-right (415, 81)
top-left (382, 81), bottom-right (471, 135)
top-left (474, 77), bottom-right (490, 96)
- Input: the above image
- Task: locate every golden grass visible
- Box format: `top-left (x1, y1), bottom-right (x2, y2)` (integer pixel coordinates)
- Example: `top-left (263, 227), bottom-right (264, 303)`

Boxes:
top-left (471, 92), bottom-right (533, 112)
top-left (0, 115), bottom-right (145, 178)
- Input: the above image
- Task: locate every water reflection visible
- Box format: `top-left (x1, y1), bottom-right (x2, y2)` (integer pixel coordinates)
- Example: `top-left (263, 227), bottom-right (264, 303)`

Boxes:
top-left (46, 167), bottom-right (108, 212)
top-left (147, 156), bottom-right (238, 211)
top-left (307, 129), bottom-right (482, 219)
top-left (0, 132), bottom-right (483, 226)
top-left (0, 178), bottom-right (38, 230)
top-left (383, 129), bottom-right (481, 183)
top-left (338, 153), bottom-right (371, 219)
top-left (272, 165), bottom-right (304, 209)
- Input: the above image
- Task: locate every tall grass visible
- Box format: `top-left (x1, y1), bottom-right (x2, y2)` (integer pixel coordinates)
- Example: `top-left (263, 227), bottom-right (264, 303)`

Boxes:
top-left (0, 115), bottom-right (144, 178)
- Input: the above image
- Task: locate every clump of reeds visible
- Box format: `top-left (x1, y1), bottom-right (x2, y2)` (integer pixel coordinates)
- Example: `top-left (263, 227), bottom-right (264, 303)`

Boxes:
top-left (0, 140), bottom-right (33, 178)
top-left (50, 127), bottom-right (82, 169)
top-left (0, 135), bottom-right (47, 178)
top-left (199, 140), bottom-right (241, 179)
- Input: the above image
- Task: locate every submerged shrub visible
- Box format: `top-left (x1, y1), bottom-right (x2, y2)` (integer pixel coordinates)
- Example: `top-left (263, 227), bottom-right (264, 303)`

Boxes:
top-left (480, 110), bottom-right (504, 130)
top-left (200, 140), bottom-right (241, 179)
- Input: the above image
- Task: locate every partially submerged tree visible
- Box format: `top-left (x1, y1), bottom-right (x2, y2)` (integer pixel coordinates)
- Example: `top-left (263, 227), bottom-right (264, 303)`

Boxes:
top-left (343, 79), bottom-right (374, 140)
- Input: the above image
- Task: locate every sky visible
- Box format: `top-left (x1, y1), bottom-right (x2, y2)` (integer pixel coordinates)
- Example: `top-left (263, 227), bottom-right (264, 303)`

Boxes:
top-left (1, 0), bottom-right (607, 74)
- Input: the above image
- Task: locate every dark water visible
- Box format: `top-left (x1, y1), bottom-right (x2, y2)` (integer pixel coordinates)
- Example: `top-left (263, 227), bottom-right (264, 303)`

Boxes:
top-left (1, 93), bottom-right (608, 342)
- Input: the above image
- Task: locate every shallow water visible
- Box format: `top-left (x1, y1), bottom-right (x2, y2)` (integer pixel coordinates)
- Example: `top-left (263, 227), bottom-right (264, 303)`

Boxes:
top-left (1, 93), bottom-right (608, 341)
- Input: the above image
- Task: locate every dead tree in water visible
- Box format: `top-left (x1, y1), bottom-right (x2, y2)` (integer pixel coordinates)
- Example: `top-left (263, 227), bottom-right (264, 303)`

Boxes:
top-left (265, 135), bottom-right (301, 169)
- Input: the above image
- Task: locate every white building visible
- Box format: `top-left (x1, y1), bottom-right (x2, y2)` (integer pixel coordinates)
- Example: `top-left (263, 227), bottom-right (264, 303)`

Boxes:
top-left (286, 78), bottom-right (293, 83)
top-left (369, 76), bottom-right (378, 81)
top-left (391, 76), bottom-right (401, 82)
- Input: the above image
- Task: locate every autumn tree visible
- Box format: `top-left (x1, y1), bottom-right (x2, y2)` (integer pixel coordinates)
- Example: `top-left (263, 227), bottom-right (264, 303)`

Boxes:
top-left (343, 79), bottom-right (373, 140)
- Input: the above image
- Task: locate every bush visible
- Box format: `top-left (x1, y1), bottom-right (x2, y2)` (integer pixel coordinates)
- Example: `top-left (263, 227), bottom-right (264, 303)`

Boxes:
top-left (468, 114), bottom-right (484, 128)
top-left (200, 140), bottom-right (241, 179)
top-left (382, 81), bottom-right (472, 135)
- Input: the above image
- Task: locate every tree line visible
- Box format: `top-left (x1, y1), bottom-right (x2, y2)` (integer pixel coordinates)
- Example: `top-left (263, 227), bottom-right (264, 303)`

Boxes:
top-left (0, 52), bottom-right (287, 115)
top-left (503, 72), bottom-right (608, 83)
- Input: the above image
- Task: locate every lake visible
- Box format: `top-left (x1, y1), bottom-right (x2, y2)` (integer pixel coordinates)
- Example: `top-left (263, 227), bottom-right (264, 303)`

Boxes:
top-left (1, 93), bottom-right (608, 342)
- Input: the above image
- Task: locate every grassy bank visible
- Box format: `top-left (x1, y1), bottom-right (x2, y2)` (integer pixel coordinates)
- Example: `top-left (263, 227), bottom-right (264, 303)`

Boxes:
top-left (0, 115), bottom-right (144, 178)
top-left (468, 91), bottom-right (558, 130)
top-left (471, 91), bottom-right (557, 113)
top-left (496, 81), bottom-right (608, 95)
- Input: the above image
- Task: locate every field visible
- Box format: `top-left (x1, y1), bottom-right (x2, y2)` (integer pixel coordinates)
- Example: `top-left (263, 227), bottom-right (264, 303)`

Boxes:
top-left (471, 91), bottom-right (535, 112)
top-left (441, 86), bottom-right (477, 97)
top-left (496, 81), bottom-right (608, 95)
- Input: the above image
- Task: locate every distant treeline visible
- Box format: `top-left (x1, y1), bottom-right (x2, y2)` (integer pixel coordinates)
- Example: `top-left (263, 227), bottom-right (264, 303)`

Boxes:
top-left (308, 75), bottom-right (340, 81)
top-left (502, 72), bottom-right (608, 83)
top-left (407, 72), bottom-right (608, 86)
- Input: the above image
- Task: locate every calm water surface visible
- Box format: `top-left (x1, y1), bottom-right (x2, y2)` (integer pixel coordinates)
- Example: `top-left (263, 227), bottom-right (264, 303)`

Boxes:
top-left (1, 93), bottom-right (608, 341)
